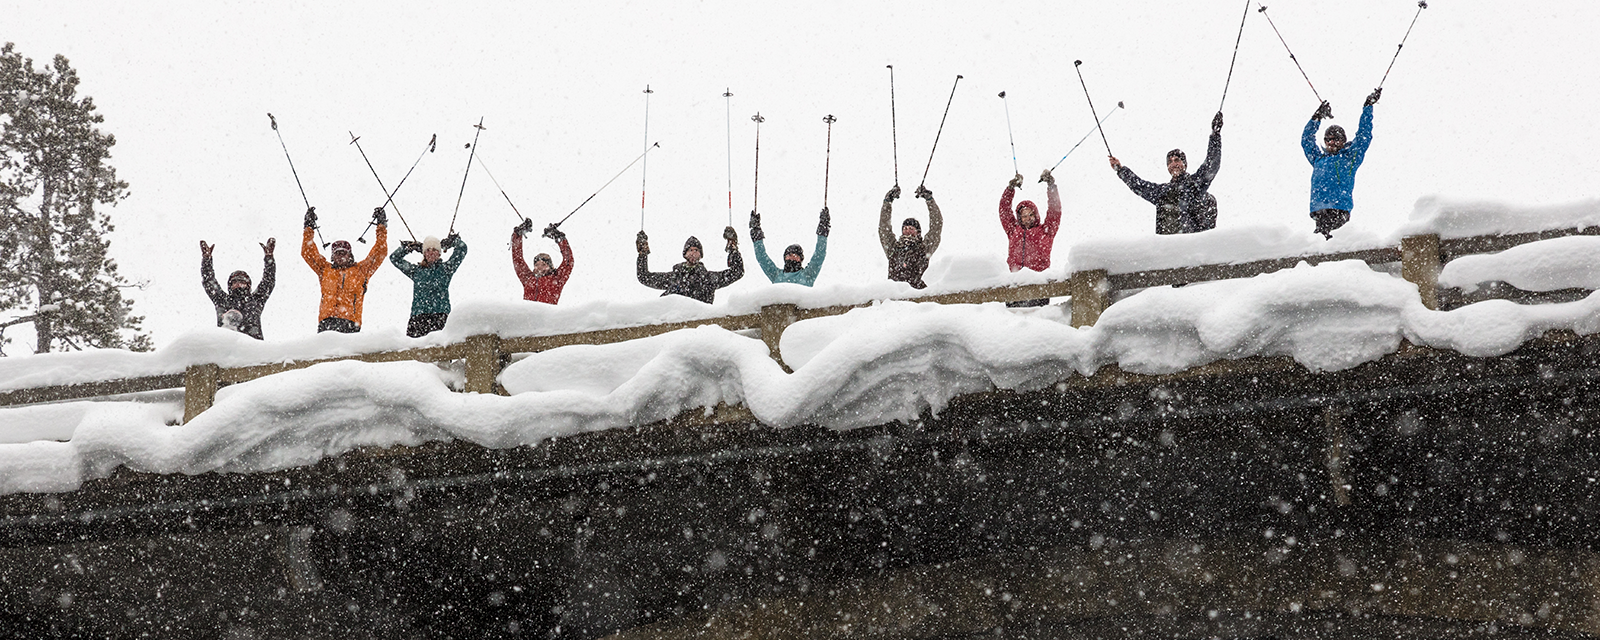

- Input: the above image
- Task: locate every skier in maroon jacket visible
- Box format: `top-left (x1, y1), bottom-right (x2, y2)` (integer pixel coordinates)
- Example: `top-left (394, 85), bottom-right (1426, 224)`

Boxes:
top-left (511, 219), bottom-right (573, 304)
top-left (998, 169), bottom-right (1063, 307)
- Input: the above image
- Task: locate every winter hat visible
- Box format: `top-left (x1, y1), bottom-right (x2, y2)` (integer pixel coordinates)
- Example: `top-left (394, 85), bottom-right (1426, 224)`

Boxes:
top-left (533, 252), bottom-right (553, 266)
top-left (422, 236), bottom-right (442, 253)
top-left (1167, 149), bottom-right (1186, 164)
top-left (783, 244), bottom-right (804, 260)
top-left (1324, 125), bottom-right (1347, 142)
top-left (227, 270), bottom-right (251, 286)
top-left (901, 218), bottom-right (921, 232)
top-left (330, 240), bottom-right (352, 253)
top-left (683, 236), bottom-right (703, 256)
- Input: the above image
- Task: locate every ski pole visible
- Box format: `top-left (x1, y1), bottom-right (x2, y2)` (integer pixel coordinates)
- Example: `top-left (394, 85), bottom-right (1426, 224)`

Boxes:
top-left (887, 65), bottom-right (899, 187)
top-left (1377, 1), bottom-right (1429, 90)
top-left (557, 142), bottom-right (661, 227)
top-left (1218, 0), bottom-right (1252, 111)
top-left (355, 133), bottom-right (435, 244)
top-left (999, 90), bottom-right (1018, 176)
top-left (1048, 101), bottom-right (1123, 174)
top-left (724, 88), bottom-right (734, 226)
top-left (1258, 5), bottom-right (1325, 106)
top-left (448, 117), bottom-right (485, 236)
top-left (822, 115), bottom-right (836, 208)
top-left (919, 74), bottom-right (963, 189)
top-left (347, 131), bottom-right (418, 242)
top-left (640, 84), bottom-right (653, 231)
top-left (751, 112), bottom-right (765, 215)
top-left (1072, 61), bottom-right (1114, 157)
top-left (472, 152), bottom-right (525, 223)
top-left (267, 113), bottom-right (327, 247)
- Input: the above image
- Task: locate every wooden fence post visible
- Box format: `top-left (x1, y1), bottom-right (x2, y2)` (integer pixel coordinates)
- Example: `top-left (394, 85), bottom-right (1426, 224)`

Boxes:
top-left (1401, 234), bottom-right (1441, 310)
top-left (182, 363), bottom-right (220, 423)
top-left (463, 334), bottom-right (502, 394)
top-left (758, 303), bottom-right (800, 373)
top-left (1069, 269), bottom-right (1110, 328)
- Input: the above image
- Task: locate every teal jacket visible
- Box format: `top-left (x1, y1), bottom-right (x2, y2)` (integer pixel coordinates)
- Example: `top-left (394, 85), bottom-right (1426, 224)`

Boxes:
top-left (391, 238), bottom-right (468, 316)
top-left (753, 235), bottom-right (827, 287)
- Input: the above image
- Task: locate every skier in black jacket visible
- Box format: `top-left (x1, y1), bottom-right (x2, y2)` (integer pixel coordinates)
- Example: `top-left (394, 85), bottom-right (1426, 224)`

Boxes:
top-left (1110, 112), bottom-right (1224, 235)
top-left (200, 238), bottom-right (276, 339)
top-left (636, 228), bottom-right (744, 304)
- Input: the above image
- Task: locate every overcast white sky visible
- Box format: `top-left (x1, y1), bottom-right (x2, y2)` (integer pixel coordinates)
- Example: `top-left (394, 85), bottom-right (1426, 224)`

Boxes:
top-left (4, 0), bottom-right (1598, 350)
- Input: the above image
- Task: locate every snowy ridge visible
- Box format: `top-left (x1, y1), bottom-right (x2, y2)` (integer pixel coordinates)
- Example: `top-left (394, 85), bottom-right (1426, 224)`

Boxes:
top-left (1404, 196), bottom-right (1600, 240)
top-left (3, 258), bottom-right (1600, 495)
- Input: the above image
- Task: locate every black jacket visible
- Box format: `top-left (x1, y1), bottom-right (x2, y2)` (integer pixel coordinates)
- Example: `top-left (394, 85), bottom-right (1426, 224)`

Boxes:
top-left (1116, 130), bottom-right (1221, 235)
top-left (637, 250), bottom-right (744, 304)
top-left (202, 254), bottom-right (275, 339)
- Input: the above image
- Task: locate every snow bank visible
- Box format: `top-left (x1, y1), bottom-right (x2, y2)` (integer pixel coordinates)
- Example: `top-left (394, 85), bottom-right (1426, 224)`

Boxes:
top-left (1440, 236), bottom-right (1600, 292)
top-left (1404, 196), bottom-right (1600, 239)
top-left (6, 258), bottom-right (1600, 495)
top-left (1067, 225), bottom-right (1392, 275)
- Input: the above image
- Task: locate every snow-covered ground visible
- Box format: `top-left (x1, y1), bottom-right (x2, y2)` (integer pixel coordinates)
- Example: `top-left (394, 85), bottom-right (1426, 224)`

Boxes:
top-left (2, 199), bottom-right (1599, 495)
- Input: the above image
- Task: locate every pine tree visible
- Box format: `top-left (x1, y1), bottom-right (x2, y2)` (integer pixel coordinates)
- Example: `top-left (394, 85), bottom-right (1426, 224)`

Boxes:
top-left (0, 43), bottom-right (150, 354)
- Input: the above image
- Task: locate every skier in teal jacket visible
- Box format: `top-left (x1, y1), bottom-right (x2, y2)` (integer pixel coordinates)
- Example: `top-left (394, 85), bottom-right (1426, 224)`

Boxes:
top-left (390, 233), bottom-right (468, 337)
top-left (1302, 89), bottom-right (1380, 239)
top-left (749, 208), bottom-right (829, 287)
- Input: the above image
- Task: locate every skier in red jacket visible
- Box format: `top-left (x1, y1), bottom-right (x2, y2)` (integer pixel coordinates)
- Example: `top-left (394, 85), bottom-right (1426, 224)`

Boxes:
top-left (511, 219), bottom-right (573, 304)
top-left (998, 169), bottom-right (1063, 307)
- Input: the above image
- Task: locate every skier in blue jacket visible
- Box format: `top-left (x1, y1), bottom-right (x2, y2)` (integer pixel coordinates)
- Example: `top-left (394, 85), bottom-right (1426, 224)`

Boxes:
top-left (749, 208), bottom-right (829, 287)
top-left (1302, 88), bottom-right (1381, 239)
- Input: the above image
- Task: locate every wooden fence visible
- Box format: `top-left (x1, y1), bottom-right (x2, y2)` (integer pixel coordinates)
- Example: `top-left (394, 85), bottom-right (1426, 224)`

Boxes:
top-left (1, 226), bottom-right (1596, 424)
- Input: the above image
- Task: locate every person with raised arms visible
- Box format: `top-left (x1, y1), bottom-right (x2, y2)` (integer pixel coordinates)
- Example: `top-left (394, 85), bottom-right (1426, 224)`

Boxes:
top-left (1303, 89), bottom-right (1381, 239)
top-left (749, 208), bottom-right (829, 287)
top-left (878, 185), bottom-right (943, 290)
top-left (199, 237), bottom-right (276, 339)
top-left (636, 226), bottom-right (744, 304)
top-left (391, 232), bottom-right (467, 338)
top-left (1109, 112), bottom-right (1223, 235)
top-left (511, 219), bottom-right (574, 304)
top-left (302, 207), bottom-right (387, 334)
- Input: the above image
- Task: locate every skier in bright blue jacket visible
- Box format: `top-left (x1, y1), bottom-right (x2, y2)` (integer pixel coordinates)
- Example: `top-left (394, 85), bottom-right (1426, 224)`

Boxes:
top-left (1302, 88), bottom-right (1380, 239)
top-left (749, 208), bottom-right (829, 287)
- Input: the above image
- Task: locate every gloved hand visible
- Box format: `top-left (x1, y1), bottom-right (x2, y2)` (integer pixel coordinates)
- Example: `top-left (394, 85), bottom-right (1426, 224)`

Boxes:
top-left (884, 185), bottom-right (901, 202)
top-left (748, 211), bottom-right (764, 242)
top-left (1313, 101), bottom-right (1333, 121)
top-left (914, 185), bottom-right (933, 199)
top-left (1109, 156), bottom-right (1122, 170)
top-left (303, 207), bottom-right (318, 229)
top-left (200, 240), bottom-right (214, 258)
top-left (442, 232), bottom-right (460, 249)
top-left (261, 238), bottom-right (276, 255)
top-left (817, 207), bottom-right (831, 237)
top-left (542, 224), bottom-right (565, 241)
top-left (1365, 87), bottom-right (1382, 106)
top-left (1038, 169), bottom-right (1055, 185)
top-left (401, 240), bottom-right (423, 251)
top-left (372, 207), bottom-right (387, 226)
top-left (1212, 111), bottom-right (1224, 132)
top-left (636, 230), bottom-right (649, 254)
top-left (515, 218), bottom-right (534, 236)
top-left (1008, 173), bottom-right (1023, 189)
top-left (723, 225), bottom-right (738, 251)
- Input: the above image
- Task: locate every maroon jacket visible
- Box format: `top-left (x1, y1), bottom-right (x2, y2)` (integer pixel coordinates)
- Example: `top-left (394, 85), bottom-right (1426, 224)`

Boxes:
top-left (512, 232), bottom-right (573, 304)
top-left (999, 183), bottom-right (1062, 272)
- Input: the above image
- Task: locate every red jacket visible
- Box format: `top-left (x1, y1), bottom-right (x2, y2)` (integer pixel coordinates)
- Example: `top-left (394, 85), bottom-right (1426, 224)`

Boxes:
top-left (999, 183), bottom-right (1062, 272)
top-left (511, 232), bottom-right (573, 304)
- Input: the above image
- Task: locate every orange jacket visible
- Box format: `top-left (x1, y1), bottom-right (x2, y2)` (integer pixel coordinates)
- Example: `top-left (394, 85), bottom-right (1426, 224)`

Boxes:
top-left (302, 225), bottom-right (387, 325)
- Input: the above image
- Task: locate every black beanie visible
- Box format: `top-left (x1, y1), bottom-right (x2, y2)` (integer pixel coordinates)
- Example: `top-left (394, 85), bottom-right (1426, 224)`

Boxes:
top-left (901, 218), bottom-right (921, 232)
top-left (228, 270), bottom-right (251, 286)
top-left (683, 236), bottom-right (703, 256)
top-left (784, 244), bottom-right (804, 260)
top-left (1167, 149), bottom-right (1186, 164)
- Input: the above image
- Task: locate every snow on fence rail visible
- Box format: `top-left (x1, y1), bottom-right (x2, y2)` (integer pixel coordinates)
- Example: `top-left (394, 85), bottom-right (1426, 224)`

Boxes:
top-left (2, 226), bottom-right (1597, 423)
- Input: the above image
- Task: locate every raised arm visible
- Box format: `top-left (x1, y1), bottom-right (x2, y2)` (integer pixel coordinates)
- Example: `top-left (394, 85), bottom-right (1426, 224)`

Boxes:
top-left (511, 231), bottom-right (533, 283)
top-left (257, 252), bottom-right (276, 299)
top-left (1116, 165), bottom-right (1165, 205)
top-left (1043, 180), bottom-right (1062, 237)
top-left (636, 242), bottom-right (670, 291)
top-left (751, 238), bottom-right (781, 282)
top-left (922, 193), bottom-right (942, 256)
top-left (1302, 116), bottom-right (1323, 163)
top-left (801, 234), bottom-right (828, 281)
top-left (1195, 129), bottom-right (1222, 187)
top-left (555, 236), bottom-right (574, 281)
top-left (878, 186), bottom-right (900, 257)
top-left (1351, 103), bottom-right (1375, 162)
top-left (389, 242), bottom-right (418, 277)
top-left (711, 246), bottom-right (745, 289)
top-left (999, 181), bottom-right (1019, 236)
top-left (301, 226), bottom-right (326, 275)
top-left (200, 245), bottom-right (225, 305)
top-left (358, 224), bottom-right (388, 278)
top-left (442, 235), bottom-right (468, 274)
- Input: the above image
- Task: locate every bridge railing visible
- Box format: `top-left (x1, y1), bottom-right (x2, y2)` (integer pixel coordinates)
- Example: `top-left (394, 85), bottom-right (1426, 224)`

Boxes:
top-left (2, 226), bottom-right (1597, 424)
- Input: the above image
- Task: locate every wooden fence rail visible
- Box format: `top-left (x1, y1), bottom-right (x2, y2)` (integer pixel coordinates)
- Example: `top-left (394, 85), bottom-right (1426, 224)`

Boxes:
top-left (2, 227), bottom-right (1597, 423)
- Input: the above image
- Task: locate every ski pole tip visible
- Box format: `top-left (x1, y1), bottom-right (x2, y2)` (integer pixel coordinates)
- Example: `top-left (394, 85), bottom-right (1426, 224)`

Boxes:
top-left (1073, 60), bottom-right (1082, 66)
top-left (1418, 0), bottom-right (1426, 7)
top-left (1118, 101), bottom-right (1126, 109)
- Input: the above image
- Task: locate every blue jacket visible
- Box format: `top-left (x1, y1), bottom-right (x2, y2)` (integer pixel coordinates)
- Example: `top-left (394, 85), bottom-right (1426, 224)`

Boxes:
top-left (753, 235), bottom-right (827, 286)
top-left (391, 239), bottom-right (468, 316)
top-left (1302, 104), bottom-right (1374, 212)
